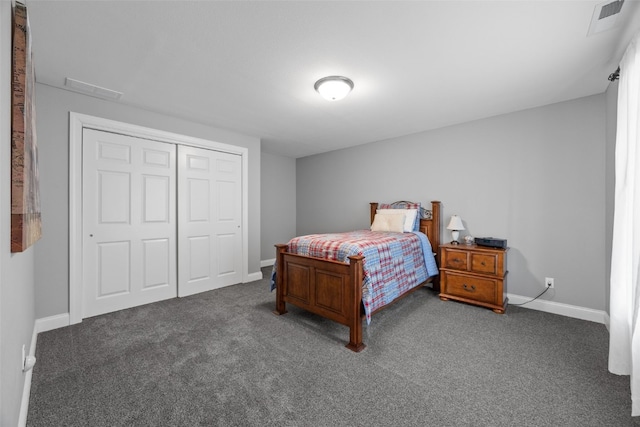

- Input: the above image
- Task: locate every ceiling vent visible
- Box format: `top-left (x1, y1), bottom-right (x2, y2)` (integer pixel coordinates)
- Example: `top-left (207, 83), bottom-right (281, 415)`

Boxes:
top-left (64, 77), bottom-right (123, 101)
top-left (588, 0), bottom-right (625, 36)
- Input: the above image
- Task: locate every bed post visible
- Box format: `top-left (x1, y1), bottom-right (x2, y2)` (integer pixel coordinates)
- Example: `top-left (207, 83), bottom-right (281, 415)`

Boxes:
top-left (430, 200), bottom-right (441, 252)
top-left (430, 200), bottom-right (442, 292)
top-left (346, 254), bottom-right (365, 352)
top-left (273, 244), bottom-right (288, 316)
top-left (370, 202), bottom-right (378, 225)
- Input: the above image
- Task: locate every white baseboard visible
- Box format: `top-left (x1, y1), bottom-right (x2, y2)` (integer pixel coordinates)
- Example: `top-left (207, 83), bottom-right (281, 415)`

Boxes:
top-left (18, 320), bottom-right (39, 427)
top-left (35, 313), bottom-right (70, 334)
top-left (246, 271), bottom-right (263, 282)
top-left (261, 258), bottom-right (275, 268)
top-left (507, 293), bottom-right (607, 324)
top-left (19, 313), bottom-right (71, 426)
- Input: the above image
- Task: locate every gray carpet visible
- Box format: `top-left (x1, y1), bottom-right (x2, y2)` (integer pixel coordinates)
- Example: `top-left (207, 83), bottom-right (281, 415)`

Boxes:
top-left (28, 268), bottom-right (638, 426)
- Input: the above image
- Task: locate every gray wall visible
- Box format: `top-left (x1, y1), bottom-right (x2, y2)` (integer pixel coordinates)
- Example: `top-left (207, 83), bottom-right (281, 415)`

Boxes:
top-left (605, 81), bottom-right (618, 316)
top-left (34, 84), bottom-right (262, 319)
top-left (0, 2), bottom-right (37, 425)
top-left (260, 152), bottom-right (296, 263)
top-left (297, 94), bottom-right (607, 311)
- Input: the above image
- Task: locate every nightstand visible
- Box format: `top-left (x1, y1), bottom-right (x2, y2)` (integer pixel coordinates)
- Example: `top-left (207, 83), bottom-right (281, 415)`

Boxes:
top-left (439, 243), bottom-right (508, 313)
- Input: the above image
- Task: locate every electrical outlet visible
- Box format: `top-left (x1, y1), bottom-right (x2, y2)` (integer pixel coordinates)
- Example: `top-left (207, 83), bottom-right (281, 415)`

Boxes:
top-left (545, 277), bottom-right (555, 289)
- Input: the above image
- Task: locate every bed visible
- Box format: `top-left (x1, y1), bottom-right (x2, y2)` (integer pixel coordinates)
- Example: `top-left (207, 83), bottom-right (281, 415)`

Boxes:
top-left (272, 200), bottom-right (441, 352)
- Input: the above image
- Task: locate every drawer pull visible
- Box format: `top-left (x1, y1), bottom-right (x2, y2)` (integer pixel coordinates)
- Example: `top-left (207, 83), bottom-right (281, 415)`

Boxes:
top-left (452, 258), bottom-right (462, 263)
top-left (481, 261), bottom-right (486, 266)
top-left (462, 284), bottom-right (476, 292)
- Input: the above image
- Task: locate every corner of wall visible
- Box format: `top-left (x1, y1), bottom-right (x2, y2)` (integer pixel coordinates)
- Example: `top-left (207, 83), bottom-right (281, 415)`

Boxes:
top-left (1, 3), bottom-right (39, 425)
top-left (604, 80), bottom-right (618, 317)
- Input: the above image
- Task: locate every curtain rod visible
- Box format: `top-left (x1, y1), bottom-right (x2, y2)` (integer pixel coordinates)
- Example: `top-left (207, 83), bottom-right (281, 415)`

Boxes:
top-left (609, 67), bottom-right (620, 82)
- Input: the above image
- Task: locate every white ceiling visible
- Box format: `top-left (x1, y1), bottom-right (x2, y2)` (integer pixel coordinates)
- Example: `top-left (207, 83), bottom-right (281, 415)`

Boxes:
top-left (27, 1), bottom-right (640, 158)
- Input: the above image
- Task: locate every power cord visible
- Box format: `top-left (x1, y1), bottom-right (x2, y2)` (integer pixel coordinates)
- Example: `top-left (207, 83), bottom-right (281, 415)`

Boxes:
top-left (510, 286), bottom-right (551, 306)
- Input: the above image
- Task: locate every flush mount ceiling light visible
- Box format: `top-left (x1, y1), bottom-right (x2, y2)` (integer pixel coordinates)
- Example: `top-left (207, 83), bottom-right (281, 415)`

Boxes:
top-left (314, 76), bottom-right (354, 101)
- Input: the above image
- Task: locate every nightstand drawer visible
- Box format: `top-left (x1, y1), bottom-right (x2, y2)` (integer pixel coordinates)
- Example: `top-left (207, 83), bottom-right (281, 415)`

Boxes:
top-left (439, 243), bottom-right (508, 313)
top-left (444, 272), bottom-right (497, 305)
top-left (471, 253), bottom-right (497, 275)
top-left (442, 250), bottom-right (468, 271)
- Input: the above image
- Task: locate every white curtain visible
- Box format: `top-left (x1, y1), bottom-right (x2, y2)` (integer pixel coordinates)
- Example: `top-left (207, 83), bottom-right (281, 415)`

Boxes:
top-left (609, 32), bottom-right (640, 417)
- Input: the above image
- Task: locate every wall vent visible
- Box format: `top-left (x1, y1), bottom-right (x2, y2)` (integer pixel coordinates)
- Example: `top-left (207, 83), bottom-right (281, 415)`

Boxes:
top-left (588, 0), bottom-right (625, 36)
top-left (599, 0), bottom-right (624, 20)
top-left (64, 77), bottom-right (123, 100)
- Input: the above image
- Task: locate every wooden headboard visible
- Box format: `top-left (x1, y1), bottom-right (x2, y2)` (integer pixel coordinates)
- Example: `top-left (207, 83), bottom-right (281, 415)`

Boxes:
top-left (370, 200), bottom-right (441, 260)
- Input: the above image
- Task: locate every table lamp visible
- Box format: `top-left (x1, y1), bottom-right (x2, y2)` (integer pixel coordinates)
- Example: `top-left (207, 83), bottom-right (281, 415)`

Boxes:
top-left (447, 215), bottom-right (465, 245)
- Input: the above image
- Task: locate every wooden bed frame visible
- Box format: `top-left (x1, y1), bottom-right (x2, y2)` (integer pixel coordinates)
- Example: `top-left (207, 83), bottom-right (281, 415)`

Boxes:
top-left (273, 201), bottom-right (441, 352)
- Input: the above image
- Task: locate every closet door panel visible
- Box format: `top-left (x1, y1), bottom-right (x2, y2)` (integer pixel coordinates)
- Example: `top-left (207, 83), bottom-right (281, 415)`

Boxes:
top-left (83, 129), bottom-right (177, 318)
top-left (97, 241), bottom-right (131, 297)
top-left (142, 238), bottom-right (171, 289)
top-left (178, 145), bottom-right (243, 296)
top-left (212, 155), bottom-right (243, 285)
top-left (143, 175), bottom-right (170, 223)
top-left (98, 171), bottom-right (130, 224)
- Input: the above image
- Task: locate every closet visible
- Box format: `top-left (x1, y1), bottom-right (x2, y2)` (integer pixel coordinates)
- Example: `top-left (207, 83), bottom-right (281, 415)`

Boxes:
top-left (81, 128), bottom-right (242, 318)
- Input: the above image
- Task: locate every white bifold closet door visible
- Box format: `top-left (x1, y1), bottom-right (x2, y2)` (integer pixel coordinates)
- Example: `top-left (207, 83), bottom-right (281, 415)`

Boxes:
top-left (82, 129), bottom-right (243, 318)
top-left (177, 145), bottom-right (243, 297)
top-left (82, 129), bottom-right (178, 318)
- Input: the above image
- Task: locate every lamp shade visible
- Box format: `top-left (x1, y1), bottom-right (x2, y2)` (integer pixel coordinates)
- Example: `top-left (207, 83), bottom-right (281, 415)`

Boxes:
top-left (314, 76), bottom-right (354, 101)
top-left (446, 215), bottom-right (465, 231)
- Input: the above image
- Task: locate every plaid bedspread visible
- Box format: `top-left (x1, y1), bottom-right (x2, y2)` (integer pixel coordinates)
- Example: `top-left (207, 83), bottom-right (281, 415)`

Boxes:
top-left (277, 230), bottom-right (438, 324)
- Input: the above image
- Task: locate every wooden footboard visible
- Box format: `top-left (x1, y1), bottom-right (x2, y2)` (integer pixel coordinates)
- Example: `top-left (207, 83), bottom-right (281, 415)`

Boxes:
top-left (274, 200), bottom-right (441, 352)
top-left (273, 245), bottom-right (365, 351)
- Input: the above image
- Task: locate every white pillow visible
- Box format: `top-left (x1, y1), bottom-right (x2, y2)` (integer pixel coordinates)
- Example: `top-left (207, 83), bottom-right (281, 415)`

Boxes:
top-left (370, 213), bottom-right (405, 232)
top-left (376, 208), bottom-right (418, 232)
